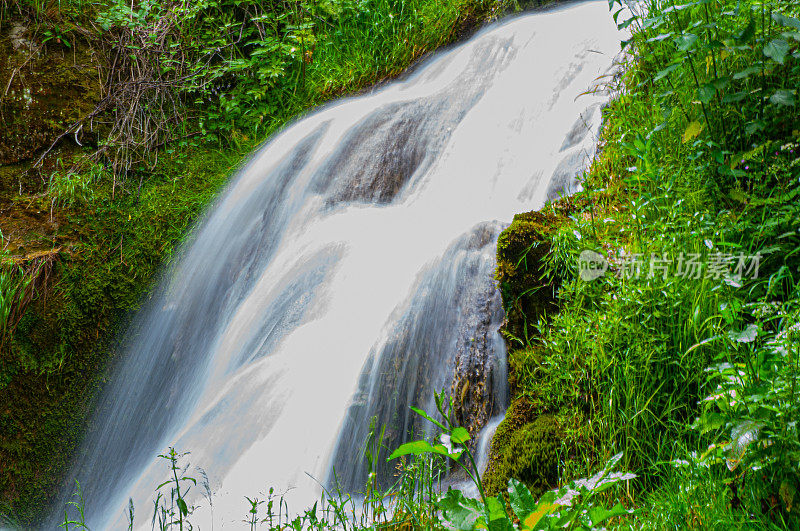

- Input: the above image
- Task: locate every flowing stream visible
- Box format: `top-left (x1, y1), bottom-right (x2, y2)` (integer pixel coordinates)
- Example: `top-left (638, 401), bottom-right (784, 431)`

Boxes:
top-left (51, 2), bottom-right (621, 527)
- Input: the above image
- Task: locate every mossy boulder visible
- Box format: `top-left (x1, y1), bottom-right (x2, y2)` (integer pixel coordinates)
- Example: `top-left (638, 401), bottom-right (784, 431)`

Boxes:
top-left (482, 397), bottom-right (559, 497)
top-left (495, 210), bottom-right (563, 342)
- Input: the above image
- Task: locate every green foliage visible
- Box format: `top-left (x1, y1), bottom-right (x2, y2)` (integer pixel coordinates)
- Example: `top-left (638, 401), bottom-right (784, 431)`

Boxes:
top-left (438, 456), bottom-right (634, 531)
top-left (0, 249), bottom-right (27, 351)
top-left (41, 23), bottom-right (72, 47)
top-left (388, 396), bottom-right (634, 530)
top-left (96, 0), bottom-right (160, 29)
top-left (151, 448), bottom-right (197, 530)
top-left (389, 390), bottom-right (488, 511)
top-left (59, 481), bottom-right (90, 530)
top-left (55, 397), bottom-right (631, 530)
top-left (687, 289), bottom-right (800, 523)
top-left (47, 160), bottom-right (101, 209)
top-left (491, 0), bottom-right (800, 527)
top-left (0, 241), bottom-right (38, 362)
top-left (0, 148), bottom-right (236, 524)
top-left (613, 0), bottom-right (800, 195)
top-left (88, 0), bottom-right (517, 151)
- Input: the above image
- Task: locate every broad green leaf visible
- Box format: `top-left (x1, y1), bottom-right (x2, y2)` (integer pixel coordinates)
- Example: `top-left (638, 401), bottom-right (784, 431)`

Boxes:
top-left (486, 496), bottom-right (507, 521)
top-left (508, 479), bottom-right (538, 519)
top-left (663, 2), bottom-right (694, 13)
top-left (720, 299), bottom-right (742, 323)
top-left (712, 76), bottom-right (731, 90)
top-left (487, 517), bottom-right (515, 531)
top-left (647, 32), bottom-right (674, 43)
top-left (439, 434), bottom-right (465, 458)
top-left (770, 89), bottom-right (796, 107)
top-left (177, 497), bottom-right (189, 516)
top-left (451, 426), bottom-right (471, 444)
top-left (773, 12), bottom-right (800, 30)
top-left (676, 33), bottom-right (698, 51)
top-left (727, 420), bottom-right (765, 470)
top-left (728, 323), bottom-right (758, 343)
top-left (735, 19), bottom-right (756, 44)
top-left (438, 489), bottom-right (485, 530)
top-left (733, 66), bottom-right (760, 79)
top-left (683, 121), bottom-right (703, 143)
top-left (654, 63), bottom-right (680, 81)
top-left (722, 92), bottom-right (747, 103)
top-left (642, 14), bottom-right (666, 30)
top-left (698, 83), bottom-right (716, 103)
top-left (588, 502), bottom-right (631, 525)
top-left (699, 412), bottom-right (725, 433)
top-left (388, 440), bottom-right (450, 460)
top-left (617, 17), bottom-right (636, 30)
top-left (764, 38), bottom-right (790, 64)
top-left (746, 120), bottom-right (765, 135)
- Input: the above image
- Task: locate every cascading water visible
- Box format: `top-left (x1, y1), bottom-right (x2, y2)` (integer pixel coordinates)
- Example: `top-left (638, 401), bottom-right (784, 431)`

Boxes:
top-left (49, 2), bottom-right (621, 527)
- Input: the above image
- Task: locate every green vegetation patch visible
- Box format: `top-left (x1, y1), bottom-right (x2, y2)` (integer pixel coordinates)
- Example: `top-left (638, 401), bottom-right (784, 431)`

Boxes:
top-left (0, 148), bottom-right (237, 523)
top-left (487, 0), bottom-right (800, 527)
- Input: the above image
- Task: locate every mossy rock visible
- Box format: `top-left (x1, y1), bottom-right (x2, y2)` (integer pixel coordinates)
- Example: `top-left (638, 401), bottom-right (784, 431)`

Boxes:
top-left (0, 23), bottom-right (101, 166)
top-left (495, 210), bottom-right (565, 341)
top-left (482, 398), bottom-right (560, 497)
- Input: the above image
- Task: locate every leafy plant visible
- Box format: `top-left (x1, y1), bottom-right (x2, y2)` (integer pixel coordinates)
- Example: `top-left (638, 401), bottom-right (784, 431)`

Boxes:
top-left (388, 392), bottom-right (635, 530)
top-left (42, 23), bottom-right (72, 48)
top-left (59, 481), bottom-right (90, 530)
top-left (48, 160), bottom-right (98, 212)
top-left (492, 1), bottom-right (800, 527)
top-left (692, 296), bottom-right (800, 518)
top-left (151, 448), bottom-right (196, 530)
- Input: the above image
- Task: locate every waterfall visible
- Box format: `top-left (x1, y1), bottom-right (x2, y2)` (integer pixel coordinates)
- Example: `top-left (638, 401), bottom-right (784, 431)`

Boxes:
top-left (50, 2), bottom-right (621, 527)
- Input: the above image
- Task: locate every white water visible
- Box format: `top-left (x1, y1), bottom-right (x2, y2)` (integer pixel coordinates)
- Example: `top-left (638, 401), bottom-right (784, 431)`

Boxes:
top-left (53, 3), bottom-right (621, 528)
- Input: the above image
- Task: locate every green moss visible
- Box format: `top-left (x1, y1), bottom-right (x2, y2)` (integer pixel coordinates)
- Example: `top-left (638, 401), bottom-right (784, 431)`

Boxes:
top-left (486, 205), bottom-right (577, 498)
top-left (495, 210), bottom-right (565, 343)
top-left (482, 398), bottom-right (559, 497)
top-left (0, 147), bottom-right (239, 523)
